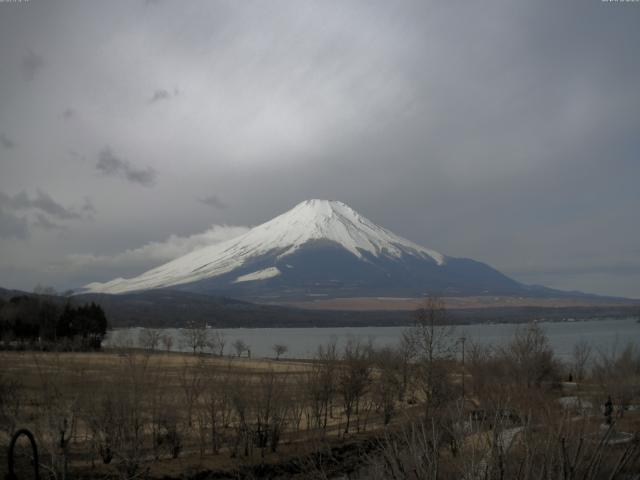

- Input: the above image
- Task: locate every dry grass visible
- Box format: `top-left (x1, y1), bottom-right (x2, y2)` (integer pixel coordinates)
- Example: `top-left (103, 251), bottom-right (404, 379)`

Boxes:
top-left (281, 295), bottom-right (637, 311)
top-left (0, 349), bottom-right (417, 478)
top-left (3, 346), bottom-right (638, 479)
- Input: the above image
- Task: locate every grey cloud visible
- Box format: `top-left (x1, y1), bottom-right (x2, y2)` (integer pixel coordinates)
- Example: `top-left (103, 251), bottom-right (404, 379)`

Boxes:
top-left (33, 213), bottom-right (66, 231)
top-left (149, 88), bottom-right (179, 104)
top-left (31, 190), bottom-right (82, 220)
top-left (21, 50), bottom-right (44, 81)
top-left (0, 133), bottom-right (15, 149)
top-left (150, 89), bottom-right (171, 103)
top-left (198, 194), bottom-right (227, 209)
top-left (62, 108), bottom-right (75, 120)
top-left (81, 197), bottom-right (97, 215)
top-left (0, 189), bottom-right (91, 240)
top-left (1, 1), bottom-right (639, 297)
top-left (0, 190), bottom-right (81, 220)
top-left (0, 209), bottom-right (28, 239)
top-left (65, 224), bottom-right (249, 274)
top-left (96, 148), bottom-right (157, 187)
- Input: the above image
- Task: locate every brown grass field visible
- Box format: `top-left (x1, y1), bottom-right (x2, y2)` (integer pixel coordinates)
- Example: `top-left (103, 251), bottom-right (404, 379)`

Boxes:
top-left (0, 349), bottom-right (423, 479)
top-left (281, 295), bottom-right (639, 311)
top-left (1, 337), bottom-right (639, 479)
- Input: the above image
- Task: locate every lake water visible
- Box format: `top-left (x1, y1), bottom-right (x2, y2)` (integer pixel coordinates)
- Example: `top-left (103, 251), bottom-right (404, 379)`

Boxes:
top-left (104, 317), bottom-right (639, 360)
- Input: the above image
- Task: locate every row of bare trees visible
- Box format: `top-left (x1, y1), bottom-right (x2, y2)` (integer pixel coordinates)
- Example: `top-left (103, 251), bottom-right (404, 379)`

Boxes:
top-left (137, 326), bottom-right (291, 360)
top-left (136, 324), bottom-right (228, 356)
top-left (0, 334), bottom-right (421, 479)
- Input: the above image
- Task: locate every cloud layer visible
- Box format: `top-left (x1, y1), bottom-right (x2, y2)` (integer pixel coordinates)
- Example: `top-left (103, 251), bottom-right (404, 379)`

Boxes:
top-left (66, 224), bottom-right (249, 276)
top-left (0, 1), bottom-right (639, 297)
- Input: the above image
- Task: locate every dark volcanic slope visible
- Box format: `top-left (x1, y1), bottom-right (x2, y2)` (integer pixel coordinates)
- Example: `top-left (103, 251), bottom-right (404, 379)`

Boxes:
top-left (167, 242), bottom-right (526, 300)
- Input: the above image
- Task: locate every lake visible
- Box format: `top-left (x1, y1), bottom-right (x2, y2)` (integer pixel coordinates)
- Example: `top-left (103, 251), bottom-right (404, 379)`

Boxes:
top-left (104, 317), bottom-right (639, 360)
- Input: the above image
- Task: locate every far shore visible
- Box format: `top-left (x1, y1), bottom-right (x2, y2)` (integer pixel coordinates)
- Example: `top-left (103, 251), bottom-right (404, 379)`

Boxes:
top-left (277, 295), bottom-right (640, 311)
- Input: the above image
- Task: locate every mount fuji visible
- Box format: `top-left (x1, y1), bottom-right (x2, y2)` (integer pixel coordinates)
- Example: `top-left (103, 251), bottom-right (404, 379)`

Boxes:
top-left (83, 199), bottom-right (533, 300)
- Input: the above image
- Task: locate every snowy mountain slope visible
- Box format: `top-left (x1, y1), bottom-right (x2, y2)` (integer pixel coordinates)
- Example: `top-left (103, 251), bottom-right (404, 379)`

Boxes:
top-left (83, 199), bottom-right (523, 298)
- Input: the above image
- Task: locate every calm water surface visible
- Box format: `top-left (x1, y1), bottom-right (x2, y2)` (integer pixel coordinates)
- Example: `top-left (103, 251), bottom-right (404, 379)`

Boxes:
top-left (104, 317), bottom-right (639, 360)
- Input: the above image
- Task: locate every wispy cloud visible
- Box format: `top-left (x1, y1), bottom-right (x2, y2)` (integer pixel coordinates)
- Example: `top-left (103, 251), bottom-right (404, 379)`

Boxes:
top-left (96, 147), bottom-right (157, 187)
top-left (33, 213), bottom-right (66, 231)
top-left (198, 194), bottom-right (227, 209)
top-left (0, 209), bottom-right (28, 239)
top-left (66, 224), bottom-right (248, 272)
top-left (149, 88), bottom-right (178, 103)
top-left (81, 197), bottom-right (97, 215)
top-left (0, 190), bottom-right (82, 220)
top-left (0, 190), bottom-right (92, 238)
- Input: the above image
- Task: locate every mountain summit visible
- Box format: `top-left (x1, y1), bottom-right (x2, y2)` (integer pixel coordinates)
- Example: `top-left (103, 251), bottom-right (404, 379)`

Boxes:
top-left (84, 199), bottom-right (524, 299)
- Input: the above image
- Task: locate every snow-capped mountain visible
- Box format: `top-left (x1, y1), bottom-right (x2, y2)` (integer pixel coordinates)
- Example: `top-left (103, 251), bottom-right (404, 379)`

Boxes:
top-left (83, 199), bottom-right (524, 299)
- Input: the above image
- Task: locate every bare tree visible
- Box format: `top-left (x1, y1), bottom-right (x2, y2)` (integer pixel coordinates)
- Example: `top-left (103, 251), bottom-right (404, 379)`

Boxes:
top-left (161, 334), bottom-right (173, 352)
top-left (405, 297), bottom-right (456, 413)
top-left (501, 323), bottom-right (558, 388)
top-left (138, 328), bottom-right (161, 351)
top-left (407, 297), bottom-right (456, 364)
top-left (593, 341), bottom-right (640, 418)
top-left (232, 339), bottom-right (248, 357)
top-left (306, 339), bottom-right (338, 432)
top-left (338, 338), bottom-right (372, 434)
top-left (207, 330), bottom-right (226, 356)
top-left (571, 339), bottom-right (592, 382)
top-left (371, 347), bottom-right (402, 425)
top-left (367, 407), bottom-right (640, 480)
top-left (272, 343), bottom-right (288, 360)
top-left (178, 357), bottom-right (205, 427)
top-left (397, 332), bottom-right (415, 401)
top-left (113, 352), bottom-right (152, 478)
top-left (180, 322), bottom-right (209, 354)
top-left (202, 365), bottom-right (233, 454)
top-left (33, 353), bottom-right (87, 480)
top-left (251, 369), bottom-right (289, 456)
top-left (229, 375), bottom-right (251, 457)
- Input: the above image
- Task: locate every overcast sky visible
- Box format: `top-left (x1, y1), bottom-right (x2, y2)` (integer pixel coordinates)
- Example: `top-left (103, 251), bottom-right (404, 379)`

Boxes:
top-left (1, 0), bottom-right (639, 298)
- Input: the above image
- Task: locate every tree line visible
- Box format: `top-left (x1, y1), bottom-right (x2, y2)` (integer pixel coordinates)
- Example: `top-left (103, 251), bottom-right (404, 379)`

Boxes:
top-left (0, 291), bottom-right (108, 350)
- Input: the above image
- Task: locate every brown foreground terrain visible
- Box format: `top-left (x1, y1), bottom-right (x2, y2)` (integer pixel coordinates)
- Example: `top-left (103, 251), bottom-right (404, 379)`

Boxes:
top-left (1, 319), bottom-right (639, 479)
top-left (1, 349), bottom-right (418, 479)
